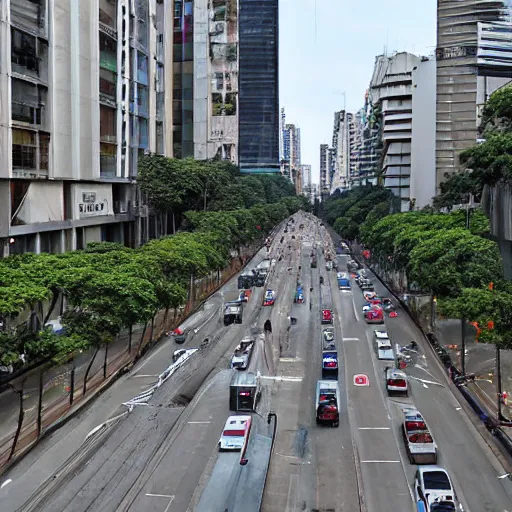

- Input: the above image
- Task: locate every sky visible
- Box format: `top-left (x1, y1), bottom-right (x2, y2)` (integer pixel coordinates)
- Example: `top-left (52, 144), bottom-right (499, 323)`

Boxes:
top-left (279, 0), bottom-right (437, 183)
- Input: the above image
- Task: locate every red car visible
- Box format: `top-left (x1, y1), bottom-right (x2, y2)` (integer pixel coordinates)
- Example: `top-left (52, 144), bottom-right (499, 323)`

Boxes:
top-left (321, 308), bottom-right (333, 324)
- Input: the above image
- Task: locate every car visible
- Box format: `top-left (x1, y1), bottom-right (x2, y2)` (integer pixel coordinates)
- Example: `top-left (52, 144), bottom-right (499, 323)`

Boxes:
top-left (363, 290), bottom-right (377, 301)
top-left (414, 466), bottom-right (458, 512)
top-left (365, 305), bottom-right (384, 324)
top-left (263, 289), bottom-right (276, 306)
top-left (323, 328), bottom-right (335, 342)
top-left (231, 337), bottom-right (255, 370)
top-left (321, 308), bottom-right (333, 324)
top-left (385, 367), bottom-right (408, 396)
top-left (218, 415), bottom-right (252, 451)
top-left (402, 408), bottom-right (437, 464)
top-left (382, 297), bottom-right (395, 312)
top-left (172, 328), bottom-right (188, 345)
top-left (326, 261), bottom-right (333, 271)
top-left (373, 330), bottom-right (394, 359)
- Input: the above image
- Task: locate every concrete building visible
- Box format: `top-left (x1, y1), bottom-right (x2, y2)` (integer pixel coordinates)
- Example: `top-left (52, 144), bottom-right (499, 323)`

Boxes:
top-left (349, 109), bottom-right (363, 187)
top-left (411, 58), bottom-right (436, 209)
top-left (319, 143), bottom-right (329, 197)
top-left (238, 0), bottom-right (280, 173)
top-left (193, 0), bottom-right (239, 163)
top-left (436, 0), bottom-right (512, 189)
top-left (367, 52), bottom-right (421, 211)
top-left (0, 0), bottom-right (173, 255)
top-left (299, 164), bottom-right (312, 198)
top-left (330, 110), bottom-right (352, 193)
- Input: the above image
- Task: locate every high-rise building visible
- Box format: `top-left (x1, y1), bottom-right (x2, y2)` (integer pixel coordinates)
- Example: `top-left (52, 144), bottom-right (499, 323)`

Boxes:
top-left (366, 52), bottom-right (421, 211)
top-left (349, 110), bottom-right (363, 187)
top-left (193, 0), bottom-right (239, 163)
top-left (299, 164), bottom-right (312, 198)
top-left (281, 121), bottom-right (301, 182)
top-left (173, 0), bottom-right (194, 158)
top-left (0, 0), bottom-right (173, 256)
top-left (319, 144), bottom-right (329, 196)
top-left (330, 110), bottom-right (352, 193)
top-left (238, 0), bottom-right (280, 173)
top-left (436, 0), bottom-right (512, 189)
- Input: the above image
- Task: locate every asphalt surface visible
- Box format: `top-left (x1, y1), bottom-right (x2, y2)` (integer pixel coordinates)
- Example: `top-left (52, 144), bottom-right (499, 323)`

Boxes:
top-left (3, 213), bottom-right (512, 512)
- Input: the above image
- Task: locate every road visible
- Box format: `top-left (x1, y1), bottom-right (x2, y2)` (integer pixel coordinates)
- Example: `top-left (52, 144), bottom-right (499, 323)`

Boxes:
top-left (3, 212), bottom-right (512, 512)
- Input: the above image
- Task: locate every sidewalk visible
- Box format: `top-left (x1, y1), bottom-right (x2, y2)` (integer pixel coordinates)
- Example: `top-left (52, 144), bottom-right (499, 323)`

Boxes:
top-left (0, 255), bottom-right (248, 473)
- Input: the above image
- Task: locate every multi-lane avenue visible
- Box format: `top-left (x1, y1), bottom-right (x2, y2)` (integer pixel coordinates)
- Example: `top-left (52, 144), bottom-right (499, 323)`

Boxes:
top-left (2, 212), bottom-right (512, 512)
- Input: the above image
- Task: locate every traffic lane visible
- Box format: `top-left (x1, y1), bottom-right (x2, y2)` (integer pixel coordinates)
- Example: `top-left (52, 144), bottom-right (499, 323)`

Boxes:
top-left (124, 370), bottom-right (233, 512)
top-left (332, 275), bottom-right (413, 512)
top-left (260, 241), bottom-right (320, 511)
top-left (359, 266), bottom-right (512, 508)
top-left (312, 260), bottom-right (360, 511)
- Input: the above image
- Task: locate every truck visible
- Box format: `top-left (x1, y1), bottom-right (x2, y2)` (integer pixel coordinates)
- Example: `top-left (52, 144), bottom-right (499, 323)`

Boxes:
top-left (229, 371), bottom-right (259, 412)
top-left (321, 286), bottom-right (333, 324)
top-left (255, 259), bottom-right (271, 276)
top-left (337, 272), bottom-right (351, 290)
top-left (224, 301), bottom-right (243, 326)
top-left (315, 380), bottom-right (340, 427)
top-left (402, 408), bottom-right (438, 464)
top-left (231, 337), bottom-right (255, 370)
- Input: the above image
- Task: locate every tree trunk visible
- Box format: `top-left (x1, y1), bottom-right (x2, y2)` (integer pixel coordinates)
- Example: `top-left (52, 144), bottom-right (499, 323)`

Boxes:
top-left (172, 211), bottom-right (176, 234)
top-left (103, 343), bottom-right (109, 380)
top-left (43, 290), bottom-right (60, 325)
top-left (461, 318), bottom-right (466, 376)
top-left (149, 314), bottom-right (156, 343)
top-left (9, 385), bottom-right (25, 461)
top-left (136, 322), bottom-right (148, 356)
top-left (128, 325), bottom-right (133, 354)
top-left (163, 213), bottom-right (168, 236)
top-left (83, 346), bottom-right (100, 396)
top-left (496, 346), bottom-right (505, 421)
top-left (69, 361), bottom-right (75, 407)
top-left (37, 369), bottom-right (44, 437)
top-left (163, 307), bottom-right (170, 331)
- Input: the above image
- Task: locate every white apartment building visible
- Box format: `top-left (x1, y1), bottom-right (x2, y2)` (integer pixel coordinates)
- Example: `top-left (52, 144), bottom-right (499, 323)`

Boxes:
top-left (330, 110), bottom-right (351, 193)
top-left (369, 52), bottom-right (421, 211)
top-left (193, 0), bottom-right (239, 163)
top-left (0, 0), bottom-right (173, 255)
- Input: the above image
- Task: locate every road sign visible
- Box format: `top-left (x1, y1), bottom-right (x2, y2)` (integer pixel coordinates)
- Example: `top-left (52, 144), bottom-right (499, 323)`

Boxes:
top-left (354, 374), bottom-right (369, 386)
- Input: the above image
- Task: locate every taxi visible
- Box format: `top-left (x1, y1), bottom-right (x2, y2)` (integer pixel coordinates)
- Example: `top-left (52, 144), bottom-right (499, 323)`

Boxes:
top-left (263, 289), bottom-right (276, 306)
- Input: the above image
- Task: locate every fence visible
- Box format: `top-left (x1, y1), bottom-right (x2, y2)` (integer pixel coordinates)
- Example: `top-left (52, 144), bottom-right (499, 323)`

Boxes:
top-left (0, 242), bottom-right (261, 470)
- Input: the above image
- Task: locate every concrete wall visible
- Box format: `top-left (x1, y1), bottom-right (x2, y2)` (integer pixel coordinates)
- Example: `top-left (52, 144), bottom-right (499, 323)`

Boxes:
top-left (411, 59), bottom-right (436, 209)
top-left (0, 1), bottom-right (10, 181)
top-left (52, 0), bottom-right (100, 180)
top-left (194, 0), bottom-right (209, 160)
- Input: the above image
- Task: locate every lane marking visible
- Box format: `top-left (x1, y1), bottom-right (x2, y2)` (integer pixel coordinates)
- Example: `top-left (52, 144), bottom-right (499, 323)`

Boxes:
top-left (343, 337), bottom-right (359, 341)
top-left (409, 376), bottom-right (444, 388)
top-left (1, 479), bottom-right (12, 489)
top-left (146, 493), bottom-right (175, 498)
top-left (187, 421), bottom-right (211, 424)
top-left (352, 296), bottom-right (360, 322)
top-left (361, 460), bottom-right (400, 463)
top-left (358, 427), bottom-right (391, 430)
top-left (132, 374), bottom-right (159, 378)
top-left (279, 357), bottom-right (298, 362)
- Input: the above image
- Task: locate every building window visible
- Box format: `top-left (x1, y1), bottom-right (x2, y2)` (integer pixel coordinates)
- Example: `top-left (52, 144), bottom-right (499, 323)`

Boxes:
top-left (100, 68), bottom-right (117, 100)
top-left (99, 0), bottom-right (117, 31)
top-left (137, 52), bottom-right (148, 85)
top-left (137, 84), bottom-right (149, 117)
top-left (100, 31), bottom-right (117, 72)
top-left (11, 28), bottom-right (48, 80)
top-left (11, 79), bottom-right (47, 125)
top-left (12, 129), bottom-right (37, 170)
top-left (100, 105), bottom-right (117, 142)
top-left (11, 0), bottom-right (46, 34)
top-left (39, 131), bottom-right (49, 170)
top-left (138, 117), bottom-right (148, 148)
top-left (156, 121), bottom-right (164, 155)
top-left (100, 143), bottom-right (117, 177)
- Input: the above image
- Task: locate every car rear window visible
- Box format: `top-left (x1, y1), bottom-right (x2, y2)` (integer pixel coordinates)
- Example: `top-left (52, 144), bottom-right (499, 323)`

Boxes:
top-left (223, 429), bottom-right (245, 437)
top-left (423, 471), bottom-right (451, 490)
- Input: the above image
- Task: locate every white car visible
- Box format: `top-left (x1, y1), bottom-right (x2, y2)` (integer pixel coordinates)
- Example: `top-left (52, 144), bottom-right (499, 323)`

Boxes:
top-left (172, 348), bottom-right (198, 364)
top-left (414, 466), bottom-right (458, 512)
top-left (218, 415), bottom-right (252, 451)
top-left (373, 330), bottom-right (394, 360)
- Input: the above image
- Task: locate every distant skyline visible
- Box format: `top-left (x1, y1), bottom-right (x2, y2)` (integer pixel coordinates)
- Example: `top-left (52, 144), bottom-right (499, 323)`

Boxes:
top-left (279, 0), bottom-right (436, 184)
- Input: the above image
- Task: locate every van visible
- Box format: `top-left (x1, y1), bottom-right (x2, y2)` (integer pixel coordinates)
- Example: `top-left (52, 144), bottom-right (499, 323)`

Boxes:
top-left (385, 368), bottom-right (408, 395)
top-left (373, 330), bottom-right (394, 360)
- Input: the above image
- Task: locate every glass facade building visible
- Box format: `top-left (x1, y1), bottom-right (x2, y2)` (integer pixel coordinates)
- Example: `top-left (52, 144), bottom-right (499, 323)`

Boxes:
top-left (238, 0), bottom-right (280, 173)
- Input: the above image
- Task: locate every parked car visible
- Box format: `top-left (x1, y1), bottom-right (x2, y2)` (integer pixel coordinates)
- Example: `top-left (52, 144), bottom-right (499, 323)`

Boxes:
top-left (373, 330), bottom-right (394, 359)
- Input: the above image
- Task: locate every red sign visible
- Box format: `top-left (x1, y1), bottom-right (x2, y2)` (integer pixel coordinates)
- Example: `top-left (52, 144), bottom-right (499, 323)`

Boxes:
top-left (354, 374), bottom-right (369, 386)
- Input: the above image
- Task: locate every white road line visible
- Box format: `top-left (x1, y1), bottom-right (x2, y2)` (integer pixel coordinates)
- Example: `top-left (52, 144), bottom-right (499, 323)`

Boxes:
top-left (358, 427), bottom-right (391, 430)
top-left (1, 479), bottom-right (12, 489)
top-left (360, 460), bottom-right (400, 463)
top-left (132, 374), bottom-right (159, 378)
top-left (279, 357), bottom-right (298, 362)
top-left (343, 337), bottom-right (359, 341)
top-left (352, 296), bottom-right (360, 322)
top-left (146, 493), bottom-right (175, 498)
top-left (187, 421), bottom-right (211, 424)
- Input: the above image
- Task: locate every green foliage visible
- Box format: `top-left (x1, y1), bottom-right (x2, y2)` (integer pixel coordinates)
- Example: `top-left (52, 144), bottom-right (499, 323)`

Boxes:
top-left (480, 84), bottom-right (512, 133)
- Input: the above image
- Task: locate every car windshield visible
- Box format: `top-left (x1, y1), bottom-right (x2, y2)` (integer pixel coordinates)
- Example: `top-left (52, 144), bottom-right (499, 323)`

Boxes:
top-left (430, 503), bottom-right (456, 512)
top-left (423, 471), bottom-right (451, 490)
